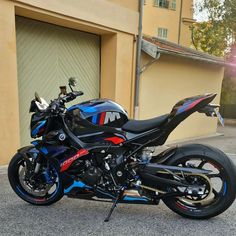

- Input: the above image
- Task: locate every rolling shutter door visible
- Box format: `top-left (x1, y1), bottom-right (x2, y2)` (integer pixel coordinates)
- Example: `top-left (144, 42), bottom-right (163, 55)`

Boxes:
top-left (16, 16), bottom-right (100, 145)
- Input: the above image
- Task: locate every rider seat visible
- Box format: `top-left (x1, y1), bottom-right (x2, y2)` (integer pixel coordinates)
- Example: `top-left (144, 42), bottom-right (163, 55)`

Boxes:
top-left (122, 114), bottom-right (169, 133)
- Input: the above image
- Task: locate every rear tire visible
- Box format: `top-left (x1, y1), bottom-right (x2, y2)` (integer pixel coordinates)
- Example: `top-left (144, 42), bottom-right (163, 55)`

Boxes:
top-left (162, 144), bottom-right (236, 219)
top-left (8, 152), bottom-right (64, 206)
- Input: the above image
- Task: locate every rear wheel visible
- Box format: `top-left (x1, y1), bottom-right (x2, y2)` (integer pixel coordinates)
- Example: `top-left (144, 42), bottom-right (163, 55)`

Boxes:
top-left (8, 152), bottom-right (64, 205)
top-left (162, 145), bottom-right (236, 219)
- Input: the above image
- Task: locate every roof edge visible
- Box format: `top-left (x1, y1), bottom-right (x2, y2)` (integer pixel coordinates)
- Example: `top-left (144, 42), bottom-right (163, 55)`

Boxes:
top-left (142, 35), bottom-right (227, 66)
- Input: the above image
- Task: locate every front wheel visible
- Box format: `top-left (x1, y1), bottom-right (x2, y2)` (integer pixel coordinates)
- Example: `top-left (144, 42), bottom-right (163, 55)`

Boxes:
top-left (162, 144), bottom-right (236, 219)
top-left (8, 152), bottom-right (64, 206)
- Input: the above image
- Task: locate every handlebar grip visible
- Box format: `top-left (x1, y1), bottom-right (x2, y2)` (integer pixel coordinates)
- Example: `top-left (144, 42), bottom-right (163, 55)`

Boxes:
top-left (74, 91), bottom-right (84, 96)
top-left (59, 91), bottom-right (84, 103)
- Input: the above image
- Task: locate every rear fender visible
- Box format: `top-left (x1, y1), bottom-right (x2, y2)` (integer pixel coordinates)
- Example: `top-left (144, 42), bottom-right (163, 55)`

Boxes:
top-left (151, 143), bottom-right (232, 166)
top-left (151, 146), bottom-right (177, 164)
top-left (151, 144), bottom-right (214, 164)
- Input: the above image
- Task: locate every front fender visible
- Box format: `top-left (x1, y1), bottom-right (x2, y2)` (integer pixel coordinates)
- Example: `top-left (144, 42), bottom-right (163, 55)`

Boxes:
top-left (17, 145), bottom-right (36, 154)
top-left (17, 145), bottom-right (73, 189)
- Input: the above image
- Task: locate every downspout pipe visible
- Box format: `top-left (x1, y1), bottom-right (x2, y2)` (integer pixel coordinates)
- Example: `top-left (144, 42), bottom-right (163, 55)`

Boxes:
top-left (134, 0), bottom-right (144, 119)
top-left (178, 0), bottom-right (183, 44)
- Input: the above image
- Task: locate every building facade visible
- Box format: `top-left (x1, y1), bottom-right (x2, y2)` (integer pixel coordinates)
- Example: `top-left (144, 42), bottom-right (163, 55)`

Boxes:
top-left (0, 0), bottom-right (225, 165)
top-left (140, 36), bottom-right (225, 142)
top-left (143, 0), bottom-right (195, 47)
top-left (0, 0), bottom-right (139, 165)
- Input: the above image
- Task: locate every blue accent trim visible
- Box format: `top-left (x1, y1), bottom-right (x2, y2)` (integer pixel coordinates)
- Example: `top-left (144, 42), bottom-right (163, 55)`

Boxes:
top-left (81, 106), bottom-right (97, 112)
top-left (32, 120), bottom-right (46, 136)
top-left (40, 147), bottom-right (48, 155)
top-left (68, 105), bottom-right (97, 113)
top-left (64, 181), bottom-right (91, 194)
top-left (176, 100), bottom-right (194, 115)
top-left (16, 185), bottom-right (26, 197)
top-left (31, 140), bottom-right (40, 146)
top-left (96, 189), bottom-right (115, 199)
top-left (223, 182), bottom-right (227, 196)
top-left (28, 148), bottom-right (39, 156)
top-left (123, 196), bottom-right (148, 202)
top-left (92, 114), bottom-right (98, 124)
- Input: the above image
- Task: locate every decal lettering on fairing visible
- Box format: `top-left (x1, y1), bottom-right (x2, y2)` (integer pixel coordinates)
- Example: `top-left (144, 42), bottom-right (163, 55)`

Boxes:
top-left (60, 149), bottom-right (89, 172)
top-left (104, 112), bottom-right (121, 124)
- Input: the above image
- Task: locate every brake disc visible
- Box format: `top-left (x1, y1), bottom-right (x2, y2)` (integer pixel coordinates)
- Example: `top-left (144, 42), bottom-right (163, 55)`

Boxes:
top-left (19, 167), bottom-right (52, 197)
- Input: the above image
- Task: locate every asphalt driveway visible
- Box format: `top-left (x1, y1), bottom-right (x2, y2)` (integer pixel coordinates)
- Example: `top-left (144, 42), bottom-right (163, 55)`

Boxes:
top-left (1, 126), bottom-right (236, 236)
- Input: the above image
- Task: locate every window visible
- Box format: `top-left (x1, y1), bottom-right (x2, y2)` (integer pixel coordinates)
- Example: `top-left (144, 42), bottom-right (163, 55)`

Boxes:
top-left (170, 0), bottom-right (176, 10)
top-left (158, 28), bottom-right (168, 39)
top-left (153, 0), bottom-right (169, 9)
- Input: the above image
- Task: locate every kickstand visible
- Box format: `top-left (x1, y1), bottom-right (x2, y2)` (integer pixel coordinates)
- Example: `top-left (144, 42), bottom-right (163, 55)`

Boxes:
top-left (104, 190), bottom-right (123, 222)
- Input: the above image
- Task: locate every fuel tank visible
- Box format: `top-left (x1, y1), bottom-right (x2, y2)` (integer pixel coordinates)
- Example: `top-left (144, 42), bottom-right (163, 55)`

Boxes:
top-left (67, 99), bottom-right (129, 128)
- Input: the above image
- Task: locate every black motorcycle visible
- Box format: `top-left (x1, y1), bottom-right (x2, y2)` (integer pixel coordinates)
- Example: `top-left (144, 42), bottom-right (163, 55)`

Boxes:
top-left (8, 78), bottom-right (236, 221)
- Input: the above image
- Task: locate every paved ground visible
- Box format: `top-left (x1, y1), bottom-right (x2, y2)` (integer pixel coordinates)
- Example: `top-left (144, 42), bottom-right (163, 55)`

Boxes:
top-left (1, 126), bottom-right (236, 236)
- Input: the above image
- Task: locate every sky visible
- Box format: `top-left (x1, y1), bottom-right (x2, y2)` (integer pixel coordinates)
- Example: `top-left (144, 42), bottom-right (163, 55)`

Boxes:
top-left (193, 0), bottom-right (209, 22)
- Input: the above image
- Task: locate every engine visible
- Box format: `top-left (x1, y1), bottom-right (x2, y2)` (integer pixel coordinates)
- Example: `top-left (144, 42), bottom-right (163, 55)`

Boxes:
top-left (66, 147), bottom-right (154, 196)
top-left (67, 151), bottom-right (130, 192)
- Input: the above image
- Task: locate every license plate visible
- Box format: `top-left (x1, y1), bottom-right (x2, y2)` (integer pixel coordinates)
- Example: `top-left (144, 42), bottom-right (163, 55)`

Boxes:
top-left (215, 110), bottom-right (224, 127)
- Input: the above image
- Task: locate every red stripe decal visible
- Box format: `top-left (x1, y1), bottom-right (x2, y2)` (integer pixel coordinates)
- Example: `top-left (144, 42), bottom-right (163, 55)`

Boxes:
top-left (99, 112), bottom-right (106, 125)
top-left (60, 149), bottom-right (89, 172)
top-left (185, 97), bottom-right (205, 112)
top-left (35, 198), bottom-right (46, 202)
top-left (105, 137), bottom-right (125, 145)
top-left (176, 202), bottom-right (188, 211)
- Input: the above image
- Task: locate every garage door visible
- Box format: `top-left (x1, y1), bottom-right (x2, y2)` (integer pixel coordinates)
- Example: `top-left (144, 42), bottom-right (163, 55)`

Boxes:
top-left (16, 16), bottom-right (100, 146)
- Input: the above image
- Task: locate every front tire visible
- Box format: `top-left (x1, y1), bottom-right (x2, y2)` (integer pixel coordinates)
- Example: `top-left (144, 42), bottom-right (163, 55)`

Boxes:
top-left (162, 144), bottom-right (236, 219)
top-left (8, 152), bottom-right (64, 206)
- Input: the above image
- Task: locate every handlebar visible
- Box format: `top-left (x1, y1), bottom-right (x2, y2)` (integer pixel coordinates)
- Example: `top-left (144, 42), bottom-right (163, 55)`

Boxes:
top-left (61, 91), bottom-right (84, 103)
top-left (47, 91), bottom-right (83, 115)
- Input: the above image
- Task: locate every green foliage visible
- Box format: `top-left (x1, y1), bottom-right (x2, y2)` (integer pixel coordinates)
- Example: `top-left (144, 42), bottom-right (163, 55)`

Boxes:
top-left (191, 21), bottom-right (229, 57)
top-left (192, 0), bottom-right (236, 57)
top-left (220, 77), bottom-right (236, 104)
top-left (223, 0), bottom-right (236, 32)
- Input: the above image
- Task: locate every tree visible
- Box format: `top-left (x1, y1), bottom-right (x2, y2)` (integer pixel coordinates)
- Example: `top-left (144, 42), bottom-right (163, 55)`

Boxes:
top-left (225, 43), bottom-right (236, 77)
top-left (224, 0), bottom-right (236, 35)
top-left (192, 0), bottom-right (236, 56)
top-left (191, 21), bottom-right (229, 57)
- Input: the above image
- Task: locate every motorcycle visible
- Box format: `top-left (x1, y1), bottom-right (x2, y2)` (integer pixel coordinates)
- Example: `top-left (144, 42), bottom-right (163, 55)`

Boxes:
top-left (8, 78), bottom-right (236, 222)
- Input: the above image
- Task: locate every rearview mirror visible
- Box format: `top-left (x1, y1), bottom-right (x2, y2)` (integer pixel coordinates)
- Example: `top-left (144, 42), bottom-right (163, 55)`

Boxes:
top-left (35, 92), bottom-right (42, 104)
top-left (68, 77), bottom-right (77, 87)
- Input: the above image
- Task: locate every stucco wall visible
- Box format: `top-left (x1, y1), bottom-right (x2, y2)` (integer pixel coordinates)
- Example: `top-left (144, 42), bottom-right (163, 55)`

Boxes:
top-left (143, 0), bottom-right (193, 47)
top-left (140, 53), bottom-right (224, 142)
top-left (180, 0), bottom-right (194, 46)
top-left (0, 0), bottom-right (20, 165)
top-left (107, 0), bottom-right (139, 11)
top-left (0, 0), bottom-right (138, 164)
top-left (13, 0), bottom-right (139, 34)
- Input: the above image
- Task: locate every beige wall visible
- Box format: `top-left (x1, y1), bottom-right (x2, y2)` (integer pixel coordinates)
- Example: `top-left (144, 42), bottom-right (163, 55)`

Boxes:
top-left (107, 0), bottom-right (139, 11)
top-left (100, 32), bottom-right (136, 114)
top-left (14, 0), bottom-right (139, 34)
top-left (143, 0), bottom-right (193, 47)
top-left (0, 0), bottom-right (20, 165)
top-left (180, 0), bottom-right (194, 46)
top-left (0, 0), bottom-right (138, 164)
top-left (140, 53), bottom-right (224, 142)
